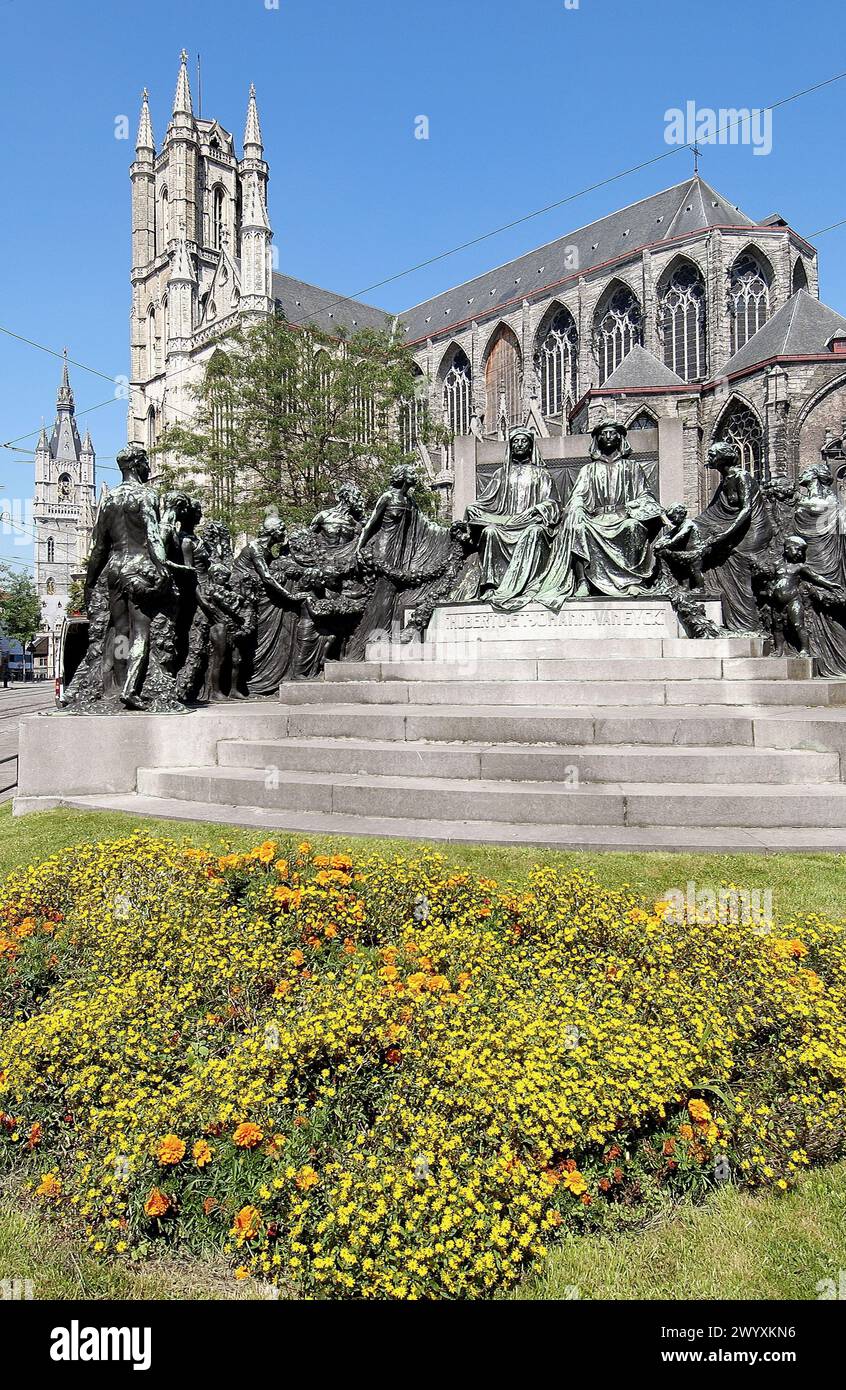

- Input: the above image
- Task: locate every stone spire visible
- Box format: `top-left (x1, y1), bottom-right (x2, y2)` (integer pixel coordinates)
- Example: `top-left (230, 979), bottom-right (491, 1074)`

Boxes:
top-left (135, 88), bottom-right (155, 153)
top-left (244, 83), bottom-right (263, 157)
top-left (56, 349), bottom-right (74, 411)
top-left (172, 49), bottom-right (193, 119)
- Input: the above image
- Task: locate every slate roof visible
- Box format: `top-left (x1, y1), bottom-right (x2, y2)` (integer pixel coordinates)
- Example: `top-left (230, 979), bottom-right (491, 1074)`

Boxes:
top-left (600, 344), bottom-right (687, 390)
top-left (397, 177), bottom-right (756, 343)
top-left (722, 290), bottom-right (846, 374)
top-left (271, 270), bottom-right (391, 335)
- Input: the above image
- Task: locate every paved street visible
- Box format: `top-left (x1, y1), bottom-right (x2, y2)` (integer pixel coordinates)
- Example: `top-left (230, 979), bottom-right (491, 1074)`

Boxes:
top-left (0, 684), bottom-right (55, 801)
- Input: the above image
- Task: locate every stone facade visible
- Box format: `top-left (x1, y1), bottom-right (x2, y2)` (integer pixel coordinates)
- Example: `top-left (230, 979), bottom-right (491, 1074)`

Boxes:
top-left (130, 55), bottom-right (846, 518)
top-left (32, 356), bottom-right (96, 673)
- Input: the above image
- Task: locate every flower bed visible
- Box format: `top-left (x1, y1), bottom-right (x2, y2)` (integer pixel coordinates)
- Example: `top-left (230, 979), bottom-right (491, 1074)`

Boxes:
top-left (0, 834), bottom-right (844, 1299)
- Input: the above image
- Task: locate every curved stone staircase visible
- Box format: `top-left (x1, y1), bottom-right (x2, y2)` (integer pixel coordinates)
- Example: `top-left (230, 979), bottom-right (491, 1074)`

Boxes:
top-left (73, 632), bottom-right (846, 852)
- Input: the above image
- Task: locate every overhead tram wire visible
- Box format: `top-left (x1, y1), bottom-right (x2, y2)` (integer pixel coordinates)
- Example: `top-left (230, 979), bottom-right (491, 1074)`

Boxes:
top-left (2, 63), bottom-right (846, 457)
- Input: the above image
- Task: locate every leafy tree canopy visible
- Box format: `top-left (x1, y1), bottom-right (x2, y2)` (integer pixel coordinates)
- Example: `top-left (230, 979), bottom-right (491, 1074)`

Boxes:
top-left (159, 317), bottom-right (445, 534)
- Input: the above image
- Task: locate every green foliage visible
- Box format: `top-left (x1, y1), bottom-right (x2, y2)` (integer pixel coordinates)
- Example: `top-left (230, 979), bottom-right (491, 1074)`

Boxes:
top-left (159, 318), bottom-right (446, 534)
top-left (0, 568), bottom-right (41, 650)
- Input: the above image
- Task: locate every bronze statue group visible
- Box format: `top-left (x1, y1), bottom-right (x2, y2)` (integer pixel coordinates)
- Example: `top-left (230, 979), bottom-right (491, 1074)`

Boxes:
top-left (62, 423), bottom-right (846, 714)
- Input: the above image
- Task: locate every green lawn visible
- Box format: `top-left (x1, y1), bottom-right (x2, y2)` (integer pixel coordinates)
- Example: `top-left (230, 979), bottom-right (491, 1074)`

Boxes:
top-left (2, 802), bottom-right (845, 1300)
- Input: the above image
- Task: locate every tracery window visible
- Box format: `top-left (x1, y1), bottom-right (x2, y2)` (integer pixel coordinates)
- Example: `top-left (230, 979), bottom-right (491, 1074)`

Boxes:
top-left (729, 252), bottom-right (772, 355)
top-left (146, 306), bottom-right (156, 378)
top-left (212, 186), bottom-right (226, 251)
top-left (535, 308), bottom-right (579, 417)
top-left (158, 188), bottom-right (169, 252)
top-left (594, 284), bottom-right (642, 385)
top-left (46, 537), bottom-right (55, 564)
top-left (627, 410), bottom-right (658, 431)
top-left (441, 348), bottom-right (472, 438)
top-left (657, 261), bottom-right (707, 380)
top-left (146, 405), bottom-right (157, 452)
top-left (715, 400), bottom-right (766, 480)
top-left (484, 327), bottom-right (522, 432)
top-left (400, 370), bottom-right (427, 453)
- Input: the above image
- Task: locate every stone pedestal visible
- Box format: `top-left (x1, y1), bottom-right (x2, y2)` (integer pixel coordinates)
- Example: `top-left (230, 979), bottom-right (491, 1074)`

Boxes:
top-left (421, 597), bottom-right (723, 651)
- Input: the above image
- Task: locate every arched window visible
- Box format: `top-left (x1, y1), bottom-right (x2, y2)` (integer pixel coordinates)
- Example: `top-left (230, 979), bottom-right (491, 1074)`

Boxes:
top-left (715, 400), bottom-right (766, 480)
top-left (400, 367), bottom-right (427, 453)
top-left (160, 295), bottom-right (168, 365)
top-left (535, 307), bottom-right (579, 418)
top-left (792, 259), bottom-right (809, 294)
top-left (146, 405), bottom-right (157, 451)
top-left (212, 186), bottom-right (226, 250)
top-left (441, 348), bottom-right (472, 438)
top-left (729, 251), bottom-right (772, 355)
top-left (594, 283), bottom-right (643, 385)
top-left (484, 326), bottom-right (522, 432)
top-left (353, 387), bottom-right (377, 446)
top-left (146, 306), bottom-right (156, 377)
top-left (657, 259), bottom-right (707, 380)
top-left (46, 537), bottom-right (55, 564)
top-left (158, 188), bottom-right (170, 252)
top-left (57, 472), bottom-right (72, 500)
top-left (628, 409), bottom-right (658, 431)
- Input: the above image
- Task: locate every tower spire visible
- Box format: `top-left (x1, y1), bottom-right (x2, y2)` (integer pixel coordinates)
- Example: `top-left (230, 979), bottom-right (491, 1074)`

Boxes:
top-left (56, 349), bottom-right (74, 411)
top-left (135, 87), bottom-right (155, 153)
top-left (172, 48), bottom-right (193, 118)
top-left (244, 83), bottom-right (263, 157)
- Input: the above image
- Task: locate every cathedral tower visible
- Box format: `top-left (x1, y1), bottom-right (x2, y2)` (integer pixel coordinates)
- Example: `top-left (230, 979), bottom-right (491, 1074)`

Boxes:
top-left (129, 54), bottom-right (274, 471)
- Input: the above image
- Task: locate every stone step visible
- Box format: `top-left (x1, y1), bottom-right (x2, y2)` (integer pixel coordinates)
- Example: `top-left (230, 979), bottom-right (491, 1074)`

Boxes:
top-left (325, 656), bottom-right (812, 684)
top-left (282, 703), bottom-right (758, 747)
top-left (367, 636), bottom-right (765, 662)
top-left (280, 677), bottom-right (845, 708)
top-left (217, 736), bottom-right (841, 786)
top-left (54, 792), bottom-right (846, 853)
top-left (136, 764), bottom-right (846, 829)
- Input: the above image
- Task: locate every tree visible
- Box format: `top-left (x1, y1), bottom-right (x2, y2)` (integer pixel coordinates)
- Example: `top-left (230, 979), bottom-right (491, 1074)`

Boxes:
top-left (159, 317), bottom-right (446, 532)
top-left (0, 568), bottom-right (41, 681)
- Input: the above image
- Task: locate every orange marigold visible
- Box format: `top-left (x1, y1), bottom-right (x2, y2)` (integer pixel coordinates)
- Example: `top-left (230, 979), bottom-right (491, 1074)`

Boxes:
top-left (192, 1139), bottom-right (213, 1168)
top-left (295, 1165), bottom-right (319, 1191)
top-left (144, 1187), bottom-right (170, 1218)
top-left (230, 1205), bottom-right (261, 1242)
top-left (157, 1134), bottom-right (186, 1165)
top-left (36, 1172), bottom-right (61, 1198)
top-left (233, 1122), bottom-right (264, 1149)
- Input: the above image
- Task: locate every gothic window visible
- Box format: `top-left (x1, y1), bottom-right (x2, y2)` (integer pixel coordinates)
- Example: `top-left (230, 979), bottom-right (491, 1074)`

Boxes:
top-left (160, 296), bottom-right (168, 366)
top-left (46, 537), bottom-right (55, 564)
top-left (353, 387), bottom-right (377, 446)
top-left (146, 306), bottom-right (156, 377)
top-left (715, 400), bottom-right (766, 480)
top-left (146, 405), bottom-right (157, 451)
top-left (212, 186), bottom-right (226, 251)
top-left (627, 409), bottom-right (658, 430)
top-left (657, 260), bottom-right (707, 380)
top-left (792, 258), bottom-right (809, 293)
top-left (400, 368), bottom-right (427, 453)
top-left (158, 188), bottom-right (170, 252)
top-left (729, 251), bottom-right (772, 355)
top-left (441, 348), bottom-right (472, 438)
top-left (58, 473), bottom-right (72, 499)
top-left (484, 326), bottom-right (522, 432)
top-left (593, 283), bottom-right (643, 385)
top-left (535, 308), bottom-right (579, 418)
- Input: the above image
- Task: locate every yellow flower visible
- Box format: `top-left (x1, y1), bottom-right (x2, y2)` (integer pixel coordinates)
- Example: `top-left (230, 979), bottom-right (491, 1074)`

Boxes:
top-left (295, 1165), bottom-right (319, 1191)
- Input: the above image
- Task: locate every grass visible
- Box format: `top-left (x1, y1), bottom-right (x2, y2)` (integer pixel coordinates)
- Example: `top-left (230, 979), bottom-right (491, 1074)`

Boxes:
top-left (2, 802), bottom-right (845, 1300)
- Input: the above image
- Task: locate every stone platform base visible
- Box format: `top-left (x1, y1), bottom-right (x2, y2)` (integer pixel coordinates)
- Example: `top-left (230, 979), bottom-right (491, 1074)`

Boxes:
top-left (13, 605), bottom-right (846, 850)
top-left (421, 597), bottom-right (724, 651)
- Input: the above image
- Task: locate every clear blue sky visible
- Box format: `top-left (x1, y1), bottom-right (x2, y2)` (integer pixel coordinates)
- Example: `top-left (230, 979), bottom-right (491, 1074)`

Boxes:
top-left (1, 0), bottom-right (845, 568)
